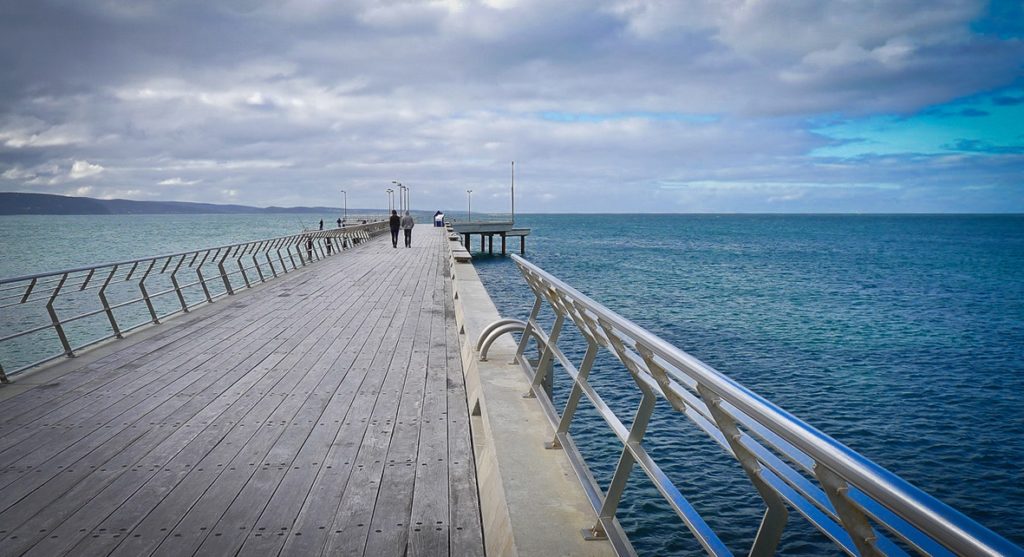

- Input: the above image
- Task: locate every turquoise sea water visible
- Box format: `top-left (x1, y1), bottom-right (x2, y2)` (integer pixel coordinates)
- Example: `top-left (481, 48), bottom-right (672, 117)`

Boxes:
top-left (1, 213), bottom-right (1022, 554)
top-left (471, 214), bottom-right (1024, 555)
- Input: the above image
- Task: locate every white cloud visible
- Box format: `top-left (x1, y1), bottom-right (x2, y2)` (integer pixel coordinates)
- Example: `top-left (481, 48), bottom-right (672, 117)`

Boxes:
top-left (158, 177), bottom-right (202, 186)
top-left (69, 160), bottom-right (105, 180)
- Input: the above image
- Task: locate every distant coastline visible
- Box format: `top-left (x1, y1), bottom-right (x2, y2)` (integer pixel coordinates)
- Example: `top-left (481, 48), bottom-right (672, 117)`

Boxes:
top-left (0, 192), bottom-right (341, 215)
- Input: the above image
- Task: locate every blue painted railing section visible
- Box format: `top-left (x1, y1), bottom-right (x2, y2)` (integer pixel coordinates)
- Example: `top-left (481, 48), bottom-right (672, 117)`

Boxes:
top-left (0, 222), bottom-right (388, 380)
top-left (509, 254), bottom-right (1023, 557)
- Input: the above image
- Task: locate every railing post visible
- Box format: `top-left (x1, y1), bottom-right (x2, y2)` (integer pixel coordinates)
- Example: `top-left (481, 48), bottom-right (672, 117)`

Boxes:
top-left (98, 266), bottom-right (124, 339)
top-left (547, 340), bottom-right (598, 450)
top-left (195, 251), bottom-right (214, 303)
top-left (170, 254), bottom-right (189, 313)
top-left (695, 382), bottom-right (789, 557)
top-left (237, 250), bottom-right (252, 288)
top-left (138, 260), bottom-right (160, 324)
top-left (46, 273), bottom-right (75, 357)
top-left (218, 248), bottom-right (234, 295)
top-left (515, 293), bottom-right (544, 363)
top-left (815, 464), bottom-right (884, 557)
top-left (528, 311), bottom-right (564, 399)
top-left (276, 242), bottom-right (289, 273)
top-left (588, 382), bottom-right (657, 541)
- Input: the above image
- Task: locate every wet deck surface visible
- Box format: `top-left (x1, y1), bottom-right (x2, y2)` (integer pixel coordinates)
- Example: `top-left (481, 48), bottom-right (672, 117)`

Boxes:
top-left (0, 228), bottom-right (483, 556)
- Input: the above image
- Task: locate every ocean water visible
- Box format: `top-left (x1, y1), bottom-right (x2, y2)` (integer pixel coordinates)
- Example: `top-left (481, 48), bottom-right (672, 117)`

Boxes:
top-left (1, 213), bottom-right (1022, 554)
top-left (471, 214), bottom-right (1024, 555)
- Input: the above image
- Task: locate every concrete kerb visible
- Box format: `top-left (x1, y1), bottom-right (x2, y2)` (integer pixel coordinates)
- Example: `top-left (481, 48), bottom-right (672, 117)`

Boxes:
top-left (446, 237), bottom-right (615, 557)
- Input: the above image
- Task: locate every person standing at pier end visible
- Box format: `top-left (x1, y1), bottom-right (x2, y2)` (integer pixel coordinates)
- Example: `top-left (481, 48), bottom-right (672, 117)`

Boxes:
top-left (401, 211), bottom-right (415, 247)
top-left (389, 210), bottom-right (401, 248)
top-left (318, 219), bottom-right (323, 230)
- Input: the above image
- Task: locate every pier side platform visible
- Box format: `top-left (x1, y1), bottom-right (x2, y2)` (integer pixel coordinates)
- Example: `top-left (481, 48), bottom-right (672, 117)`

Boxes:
top-left (0, 228), bottom-right (482, 556)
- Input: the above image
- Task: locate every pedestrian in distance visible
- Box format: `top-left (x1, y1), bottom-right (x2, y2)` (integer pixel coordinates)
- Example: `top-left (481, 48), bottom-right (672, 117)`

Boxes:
top-left (401, 211), bottom-right (415, 248)
top-left (389, 210), bottom-right (401, 248)
top-left (319, 219), bottom-right (323, 230)
top-left (336, 218), bottom-right (342, 228)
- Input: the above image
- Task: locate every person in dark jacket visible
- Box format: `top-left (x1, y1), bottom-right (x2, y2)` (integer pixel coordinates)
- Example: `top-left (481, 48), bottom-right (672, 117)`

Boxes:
top-left (388, 210), bottom-right (401, 248)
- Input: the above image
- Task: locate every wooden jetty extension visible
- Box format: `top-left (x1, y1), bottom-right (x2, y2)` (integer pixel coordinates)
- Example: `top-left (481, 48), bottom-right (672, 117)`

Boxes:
top-left (449, 222), bottom-right (530, 256)
top-left (0, 228), bottom-right (484, 556)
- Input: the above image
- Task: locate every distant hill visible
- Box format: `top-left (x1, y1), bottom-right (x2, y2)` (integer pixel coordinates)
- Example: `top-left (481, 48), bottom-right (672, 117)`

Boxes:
top-left (0, 192), bottom-right (341, 215)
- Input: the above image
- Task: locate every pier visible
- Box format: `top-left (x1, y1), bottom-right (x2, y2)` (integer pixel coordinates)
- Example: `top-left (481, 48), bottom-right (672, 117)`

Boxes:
top-left (1, 224), bottom-right (1021, 556)
top-left (449, 221), bottom-right (530, 256)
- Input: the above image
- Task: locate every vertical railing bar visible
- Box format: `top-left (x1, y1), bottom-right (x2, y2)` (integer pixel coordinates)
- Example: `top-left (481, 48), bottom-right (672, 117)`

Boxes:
top-left (250, 241), bottom-right (266, 283)
top-left (79, 268), bottom-right (95, 291)
top-left (218, 248), bottom-right (234, 295)
top-left (98, 266), bottom-right (123, 339)
top-left (815, 464), bottom-right (884, 557)
top-left (547, 340), bottom-right (599, 450)
top-left (693, 380), bottom-right (789, 557)
top-left (237, 256), bottom-right (252, 289)
top-left (20, 277), bottom-right (37, 303)
top-left (170, 254), bottom-right (189, 313)
top-left (195, 250), bottom-right (214, 303)
top-left (124, 261), bottom-right (140, 281)
top-left (46, 273), bottom-right (75, 357)
top-left (515, 293), bottom-right (544, 364)
top-left (138, 259), bottom-right (160, 324)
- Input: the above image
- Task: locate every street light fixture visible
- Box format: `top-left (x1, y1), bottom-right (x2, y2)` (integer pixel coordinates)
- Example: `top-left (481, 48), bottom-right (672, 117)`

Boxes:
top-left (467, 189), bottom-right (473, 222)
top-left (340, 189), bottom-right (347, 222)
top-left (386, 188), bottom-right (393, 212)
top-left (391, 181), bottom-right (403, 213)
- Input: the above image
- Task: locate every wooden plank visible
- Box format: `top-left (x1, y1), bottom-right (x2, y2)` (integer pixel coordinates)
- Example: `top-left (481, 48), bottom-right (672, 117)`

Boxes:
top-left (147, 265), bottom-right (405, 556)
top-left (320, 242), bottom-right (437, 556)
top-left (3, 253), bottom-right (385, 557)
top-left (361, 249), bottom-right (439, 557)
top-left (443, 263), bottom-right (486, 557)
top-left (408, 263), bottom-right (452, 557)
top-left (0, 229), bottom-right (486, 557)
top-left (258, 246), bottom-right (430, 557)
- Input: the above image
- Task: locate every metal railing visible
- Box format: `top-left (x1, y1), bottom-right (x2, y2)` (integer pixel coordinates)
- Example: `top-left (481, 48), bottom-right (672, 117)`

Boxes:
top-left (509, 254), bottom-right (1022, 557)
top-left (0, 222), bottom-right (389, 381)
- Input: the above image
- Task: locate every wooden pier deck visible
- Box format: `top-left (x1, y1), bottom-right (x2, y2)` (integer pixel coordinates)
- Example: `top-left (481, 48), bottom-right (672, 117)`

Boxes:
top-left (0, 228), bottom-right (484, 556)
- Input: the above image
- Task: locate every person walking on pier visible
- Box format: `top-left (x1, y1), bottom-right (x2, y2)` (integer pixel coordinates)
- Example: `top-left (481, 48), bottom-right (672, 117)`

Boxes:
top-left (319, 219), bottom-right (324, 230)
top-left (389, 210), bottom-right (401, 248)
top-left (401, 211), bottom-right (415, 247)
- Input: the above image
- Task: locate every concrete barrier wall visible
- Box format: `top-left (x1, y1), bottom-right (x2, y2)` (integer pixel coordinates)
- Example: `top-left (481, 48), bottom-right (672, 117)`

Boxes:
top-left (445, 234), bottom-right (614, 557)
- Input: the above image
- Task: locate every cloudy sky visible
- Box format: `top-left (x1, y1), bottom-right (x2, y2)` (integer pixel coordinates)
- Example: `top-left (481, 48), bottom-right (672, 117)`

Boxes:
top-left (1, 0), bottom-right (1021, 213)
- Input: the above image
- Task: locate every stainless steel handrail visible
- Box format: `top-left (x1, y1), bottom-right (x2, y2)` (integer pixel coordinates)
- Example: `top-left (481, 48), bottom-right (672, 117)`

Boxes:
top-left (0, 222), bottom-right (389, 381)
top-left (510, 254), bottom-right (1022, 557)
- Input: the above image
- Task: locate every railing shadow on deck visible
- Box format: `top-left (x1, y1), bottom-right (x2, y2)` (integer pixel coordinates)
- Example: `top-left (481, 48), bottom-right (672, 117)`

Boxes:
top-left (0, 221), bottom-right (389, 381)
top-left (509, 254), bottom-right (1022, 557)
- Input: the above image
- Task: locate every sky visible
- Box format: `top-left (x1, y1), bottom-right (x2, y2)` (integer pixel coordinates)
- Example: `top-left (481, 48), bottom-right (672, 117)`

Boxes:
top-left (0, 0), bottom-right (1022, 213)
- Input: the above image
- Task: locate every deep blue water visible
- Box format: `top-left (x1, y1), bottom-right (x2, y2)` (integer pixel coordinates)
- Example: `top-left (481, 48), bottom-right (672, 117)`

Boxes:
top-left (471, 214), bottom-right (1024, 555)
top-left (0, 213), bottom-right (1021, 554)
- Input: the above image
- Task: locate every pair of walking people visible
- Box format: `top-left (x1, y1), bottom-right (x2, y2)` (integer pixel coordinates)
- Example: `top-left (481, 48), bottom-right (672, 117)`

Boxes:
top-left (389, 210), bottom-right (415, 248)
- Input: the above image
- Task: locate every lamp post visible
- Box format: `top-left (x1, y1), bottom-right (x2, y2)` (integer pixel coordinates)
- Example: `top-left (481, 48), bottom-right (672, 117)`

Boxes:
top-left (340, 189), bottom-right (347, 222)
top-left (392, 181), bottom-right (403, 213)
top-left (467, 189), bottom-right (473, 222)
top-left (386, 188), bottom-right (393, 212)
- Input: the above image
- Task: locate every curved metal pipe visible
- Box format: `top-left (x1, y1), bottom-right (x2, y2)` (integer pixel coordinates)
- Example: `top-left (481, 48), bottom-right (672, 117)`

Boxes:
top-left (476, 319), bottom-right (544, 361)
